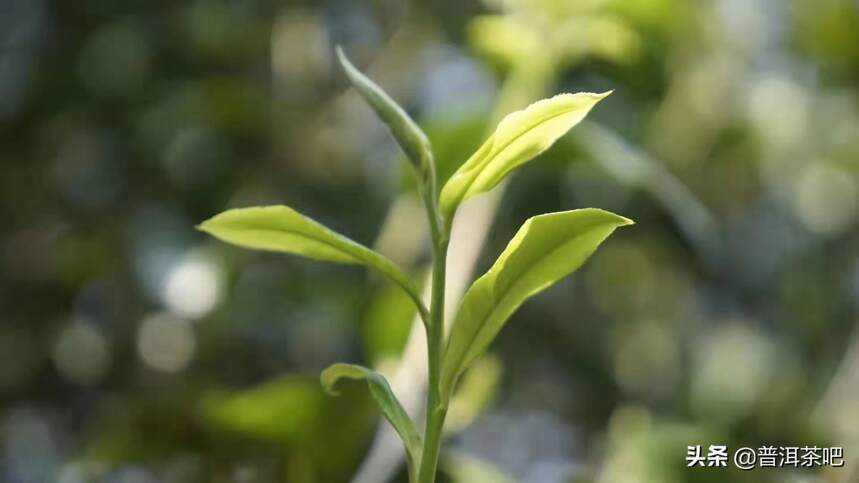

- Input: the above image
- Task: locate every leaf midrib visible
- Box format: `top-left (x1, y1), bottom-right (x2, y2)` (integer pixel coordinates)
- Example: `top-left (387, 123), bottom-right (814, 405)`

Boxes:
top-left (459, 104), bottom-right (580, 197)
top-left (216, 224), bottom-right (369, 265)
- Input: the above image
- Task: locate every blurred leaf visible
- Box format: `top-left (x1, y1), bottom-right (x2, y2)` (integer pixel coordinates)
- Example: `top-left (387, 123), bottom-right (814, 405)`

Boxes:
top-left (321, 363), bottom-right (423, 481)
top-left (201, 375), bottom-right (377, 481)
top-left (202, 376), bottom-right (324, 443)
top-left (337, 47), bottom-right (435, 183)
top-left (362, 280), bottom-right (418, 363)
top-left (445, 354), bottom-right (503, 432)
top-left (793, 0), bottom-right (859, 73)
top-left (198, 205), bottom-right (426, 321)
top-left (605, 0), bottom-right (691, 37)
top-left (554, 15), bottom-right (643, 64)
top-left (440, 92), bottom-right (610, 219)
top-left (440, 209), bottom-right (632, 400)
top-left (443, 452), bottom-right (518, 483)
top-left (468, 15), bottom-right (542, 67)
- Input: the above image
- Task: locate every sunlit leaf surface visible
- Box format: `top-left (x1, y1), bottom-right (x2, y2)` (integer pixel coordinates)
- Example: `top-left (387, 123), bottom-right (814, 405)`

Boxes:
top-left (440, 92), bottom-right (610, 219)
top-left (441, 208), bottom-right (632, 400)
top-left (198, 205), bottom-right (424, 318)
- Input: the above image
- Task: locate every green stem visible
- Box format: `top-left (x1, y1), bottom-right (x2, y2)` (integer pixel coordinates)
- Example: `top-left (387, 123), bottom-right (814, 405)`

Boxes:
top-left (414, 153), bottom-right (443, 333)
top-left (412, 142), bottom-right (448, 483)
top-left (418, 234), bottom-right (448, 483)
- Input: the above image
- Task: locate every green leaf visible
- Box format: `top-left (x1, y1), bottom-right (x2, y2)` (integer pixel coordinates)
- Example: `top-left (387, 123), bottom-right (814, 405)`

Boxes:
top-left (201, 376), bottom-right (324, 443)
top-left (440, 208), bottom-right (632, 400)
top-left (439, 92), bottom-right (610, 219)
top-left (362, 280), bottom-right (418, 363)
top-left (322, 363), bottom-right (423, 481)
top-left (336, 46), bottom-right (434, 182)
top-left (198, 206), bottom-right (427, 323)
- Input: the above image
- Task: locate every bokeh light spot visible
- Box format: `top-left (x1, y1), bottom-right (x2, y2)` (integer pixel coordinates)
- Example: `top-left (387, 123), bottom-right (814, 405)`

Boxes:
top-left (747, 75), bottom-right (809, 150)
top-left (137, 313), bottom-right (196, 373)
top-left (612, 322), bottom-right (678, 400)
top-left (690, 322), bottom-right (775, 420)
top-left (161, 255), bottom-right (223, 319)
top-left (794, 160), bottom-right (858, 235)
top-left (52, 320), bottom-right (111, 385)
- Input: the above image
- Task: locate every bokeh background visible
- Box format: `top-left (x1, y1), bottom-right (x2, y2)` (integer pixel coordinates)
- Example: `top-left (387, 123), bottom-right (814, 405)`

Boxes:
top-left (2, 0), bottom-right (859, 482)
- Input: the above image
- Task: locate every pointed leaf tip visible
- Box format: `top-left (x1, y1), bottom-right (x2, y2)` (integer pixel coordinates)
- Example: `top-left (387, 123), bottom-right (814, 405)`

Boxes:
top-left (440, 208), bottom-right (632, 400)
top-left (440, 91), bottom-right (610, 219)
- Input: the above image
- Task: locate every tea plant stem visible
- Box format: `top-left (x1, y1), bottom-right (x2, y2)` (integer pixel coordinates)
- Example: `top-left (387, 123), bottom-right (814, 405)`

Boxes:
top-left (414, 152), bottom-right (444, 333)
top-left (418, 233), bottom-right (448, 483)
top-left (416, 158), bottom-right (448, 483)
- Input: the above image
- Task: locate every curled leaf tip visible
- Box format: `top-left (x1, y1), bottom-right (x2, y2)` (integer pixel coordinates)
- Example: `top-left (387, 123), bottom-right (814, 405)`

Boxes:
top-left (334, 45), bottom-right (349, 68)
top-left (323, 387), bottom-right (341, 397)
top-left (320, 363), bottom-right (364, 397)
top-left (322, 385), bottom-right (342, 397)
top-left (320, 369), bottom-right (338, 395)
top-left (319, 362), bottom-right (423, 478)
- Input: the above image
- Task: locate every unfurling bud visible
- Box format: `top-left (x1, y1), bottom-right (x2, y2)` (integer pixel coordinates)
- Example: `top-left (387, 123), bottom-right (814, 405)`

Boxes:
top-left (336, 46), bottom-right (436, 187)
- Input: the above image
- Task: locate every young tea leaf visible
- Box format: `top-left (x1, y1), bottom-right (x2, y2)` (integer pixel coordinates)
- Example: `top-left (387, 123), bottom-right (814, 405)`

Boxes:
top-left (322, 363), bottom-right (423, 481)
top-left (439, 92), bottom-right (610, 219)
top-left (337, 47), bottom-right (434, 183)
top-left (198, 206), bottom-right (428, 324)
top-left (439, 208), bottom-right (632, 401)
